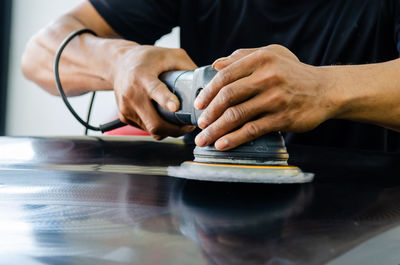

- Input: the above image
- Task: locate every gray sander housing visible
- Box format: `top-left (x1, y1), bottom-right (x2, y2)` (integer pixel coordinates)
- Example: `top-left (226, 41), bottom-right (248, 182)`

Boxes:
top-left (158, 66), bottom-right (289, 166)
top-left (158, 66), bottom-right (216, 127)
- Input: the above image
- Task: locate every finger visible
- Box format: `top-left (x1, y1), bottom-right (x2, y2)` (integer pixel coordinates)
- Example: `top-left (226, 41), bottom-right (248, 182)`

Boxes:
top-left (141, 74), bottom-right (180, 112)
top-left (136, 97), bottom-right (195, 138)
top-left (142, 49), bottom-right (197, 112)
top-left (195, 96), bottom-right (267, 147)
top-left (212, 48), bottom-right (258, 71)
top-left (194, 56), bottom-right (256, 110)
top-left (197, 76), bottom-right (257, 129)
top-left (115, 95), bottom-right (147, 130)
top-left (118, 112), bottom-right (145, 130)
top-left (214, 115), bottom-right (281, 151)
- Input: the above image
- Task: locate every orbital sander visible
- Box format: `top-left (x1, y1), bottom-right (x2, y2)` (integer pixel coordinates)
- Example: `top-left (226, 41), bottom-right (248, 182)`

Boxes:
top-left (54, 31), bottom-right (312, 183)
top-left (157, 66), bottom-right (314, 183)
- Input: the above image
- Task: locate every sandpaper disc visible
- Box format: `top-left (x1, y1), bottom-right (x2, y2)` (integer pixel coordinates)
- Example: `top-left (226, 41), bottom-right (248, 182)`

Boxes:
top-left (168, 161), bottom-right (314, 184)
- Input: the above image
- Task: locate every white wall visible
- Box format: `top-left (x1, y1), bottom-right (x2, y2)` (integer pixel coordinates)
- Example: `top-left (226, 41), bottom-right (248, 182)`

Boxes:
top-left (6, 0), bottom-right (180, 136)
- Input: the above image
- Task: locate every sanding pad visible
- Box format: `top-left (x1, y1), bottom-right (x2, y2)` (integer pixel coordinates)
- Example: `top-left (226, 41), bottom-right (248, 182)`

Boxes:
top-left (167, 161), bottom-right (314, 184)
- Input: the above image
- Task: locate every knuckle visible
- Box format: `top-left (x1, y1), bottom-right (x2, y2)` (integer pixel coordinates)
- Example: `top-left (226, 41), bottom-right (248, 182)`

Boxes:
top-left (265, 67), bottom-right (283, 84)
top-left (278, 96), bottom-right (289, 108)
top-left (284, 112), bottom-right (295, 126)
top-left (118, 108), bottom-right (139, 126)
top-left (225, 106), bottom-right (245, 122)
top-left (146, 121), bottom-right (162, 135)
top-left (118, 99), bottom-right (131, 115)
top-left (265, 44), bottom-right (294, 58)
top-left (266, 44), bottom-right (282, 51)
top-left (232, 49), bottom-right (246, 56)
top-left (271, 67), bottom-right (283, 80)
top-left (219, 86), bottom-right (234, 105)
top-left (270, 92), bottom-right (288, 108)
top-left (147, 126), bottom-right (158, 136)
top-left (275, 112), bottom-right (292, 130)
top-left (176, 48), bottom-right (188, 56)
top-left (202, 127), bottom-right (213, 139)
top-left (256, 49), bottom-right (275, 61)
top-left (131, 65), bottom-right (143, 75)
top-left (215, 69), bottom-right (232, 87)
top-left (231, 48), bottom-right (253, 57)
top-left (146, 80), bottom-right (164, 98)
top-left (200, 110), bottom-right (211, 124)
top-left (139, 46), bottom-right (154, 58)
top-left (245, 123), bottom-right (261, 139)
top-left (273, 116), bottom-right (287, 130)
top-left (130, 67), bottom-right (145, 86)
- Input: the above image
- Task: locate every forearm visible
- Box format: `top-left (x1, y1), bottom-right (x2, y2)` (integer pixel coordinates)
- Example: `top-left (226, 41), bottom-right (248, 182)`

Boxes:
top-left (22, 7), bottom-right (136, 96)
top-left (326, 59), bottom-right (400, 131)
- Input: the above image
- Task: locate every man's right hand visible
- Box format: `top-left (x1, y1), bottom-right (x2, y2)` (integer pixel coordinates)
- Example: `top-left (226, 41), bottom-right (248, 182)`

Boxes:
top-left (111, 44), bottom-right (197, 139)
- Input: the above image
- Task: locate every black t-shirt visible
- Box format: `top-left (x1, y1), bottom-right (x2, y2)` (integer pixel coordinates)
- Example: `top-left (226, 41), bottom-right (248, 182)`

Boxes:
top-left (90, 0), bottom-right (400, 151)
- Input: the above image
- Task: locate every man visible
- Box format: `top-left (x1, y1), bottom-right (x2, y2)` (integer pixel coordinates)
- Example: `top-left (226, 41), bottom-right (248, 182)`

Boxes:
top-left (22, 0), bottom-right (400, 151)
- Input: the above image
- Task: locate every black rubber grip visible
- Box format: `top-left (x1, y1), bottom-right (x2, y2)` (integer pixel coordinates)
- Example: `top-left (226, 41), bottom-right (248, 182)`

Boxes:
top-left (99, 119), bottom-right (126, 133)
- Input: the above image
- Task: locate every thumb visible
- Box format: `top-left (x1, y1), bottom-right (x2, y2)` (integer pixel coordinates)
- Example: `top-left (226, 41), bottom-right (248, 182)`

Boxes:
top-left (142, 74), bottom-right (180, 112)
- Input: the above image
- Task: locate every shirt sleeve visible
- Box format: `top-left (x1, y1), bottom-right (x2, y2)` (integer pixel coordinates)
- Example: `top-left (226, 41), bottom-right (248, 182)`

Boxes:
top-left (394, 0), bottom-right (400, 54)
top-left (89, 0), bottom-right (179, 44)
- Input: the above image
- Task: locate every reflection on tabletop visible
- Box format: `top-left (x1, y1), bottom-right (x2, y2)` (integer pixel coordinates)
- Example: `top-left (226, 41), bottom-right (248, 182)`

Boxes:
top-left (1, 137), bottom-right (400, 264)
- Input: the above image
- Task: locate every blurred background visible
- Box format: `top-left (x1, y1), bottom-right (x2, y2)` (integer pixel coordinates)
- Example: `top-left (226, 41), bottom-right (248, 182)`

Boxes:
top-left (2, 0), bottom-right (180, 136)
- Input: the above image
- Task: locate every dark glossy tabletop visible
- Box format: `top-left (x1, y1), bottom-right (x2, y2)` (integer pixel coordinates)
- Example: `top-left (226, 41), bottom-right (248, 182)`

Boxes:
top-left (1, 136), bottom-right (400, 265)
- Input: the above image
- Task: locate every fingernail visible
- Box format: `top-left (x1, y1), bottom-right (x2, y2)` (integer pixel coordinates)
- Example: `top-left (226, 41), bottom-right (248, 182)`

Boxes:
top-left (215, 138), bottom-right (229, 150)
top-left (194, 97), bottom-right (203, 110)
top-left (184, 126), bottom-right (196, 133)
top-left (167, 100), bottom-right (178, 112)
top-left (212, 57), bottom-right (228, 69)
top-left (195, 133), bottom-right (208, 147)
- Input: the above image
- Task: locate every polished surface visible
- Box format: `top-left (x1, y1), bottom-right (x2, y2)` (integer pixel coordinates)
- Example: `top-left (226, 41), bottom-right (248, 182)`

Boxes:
top-left (1, 136), bottom-right (400, 265)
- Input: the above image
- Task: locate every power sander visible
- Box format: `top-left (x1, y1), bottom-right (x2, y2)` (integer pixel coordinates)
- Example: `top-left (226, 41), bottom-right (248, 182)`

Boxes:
top-left (54, 30), bottom-right (311, 183)
top-left (157, 66), bottom-right (313, 183)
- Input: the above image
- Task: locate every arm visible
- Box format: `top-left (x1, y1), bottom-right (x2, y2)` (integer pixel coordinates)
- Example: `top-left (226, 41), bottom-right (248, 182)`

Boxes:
top-left (22, 1), bottom-right (118, 96)
top-left (325, 60), bottom-right (400, 132)
top-left (193, 44), bottom-right (400, 150)
top-left (22, 1), bottom-right (196, 138)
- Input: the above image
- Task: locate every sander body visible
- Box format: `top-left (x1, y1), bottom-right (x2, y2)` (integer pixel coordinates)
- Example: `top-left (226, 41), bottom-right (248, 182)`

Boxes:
top-left (53, 31), bottom-right (312, 182)
top-left (158, 66), bottom-right (313, 183)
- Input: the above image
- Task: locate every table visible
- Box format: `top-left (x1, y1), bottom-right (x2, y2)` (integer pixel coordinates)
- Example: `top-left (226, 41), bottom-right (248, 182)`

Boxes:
top-left (0, 136), bottom-right (400, 265)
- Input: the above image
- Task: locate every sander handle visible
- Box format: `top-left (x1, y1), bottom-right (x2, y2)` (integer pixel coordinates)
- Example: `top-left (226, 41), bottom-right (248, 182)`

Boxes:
top-left (100, 70), bottom-right (195, 133)
top-left (156, 70), bottom-right (197, 126)
top-left (156, 66), bottom-right (216, 126)
top-left (101, 66), bottom-right (216, 132)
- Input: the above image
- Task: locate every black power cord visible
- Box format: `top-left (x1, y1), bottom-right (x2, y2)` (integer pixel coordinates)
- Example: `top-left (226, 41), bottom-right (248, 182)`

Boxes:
top-left (54, 29), bottom-right (125, 135)
top-left (85, 91), bottom-right (96, 135)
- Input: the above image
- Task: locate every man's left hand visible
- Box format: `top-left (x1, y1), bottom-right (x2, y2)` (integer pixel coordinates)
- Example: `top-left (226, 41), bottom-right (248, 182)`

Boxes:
top-left (194, 44), bottom-right (341, 150)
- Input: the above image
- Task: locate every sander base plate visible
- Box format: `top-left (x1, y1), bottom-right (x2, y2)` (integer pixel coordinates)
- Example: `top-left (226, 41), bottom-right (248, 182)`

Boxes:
top-left (167, 161), bottom-right (314, 184)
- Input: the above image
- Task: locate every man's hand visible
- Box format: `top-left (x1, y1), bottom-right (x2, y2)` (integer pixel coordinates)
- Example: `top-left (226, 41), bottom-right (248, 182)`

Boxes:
top-left (194, 45), bottom-right (340, 150)
top-left (111, 44), bottom-right (197, 139)
top-left (22, 1), bottom-right (197, 140)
